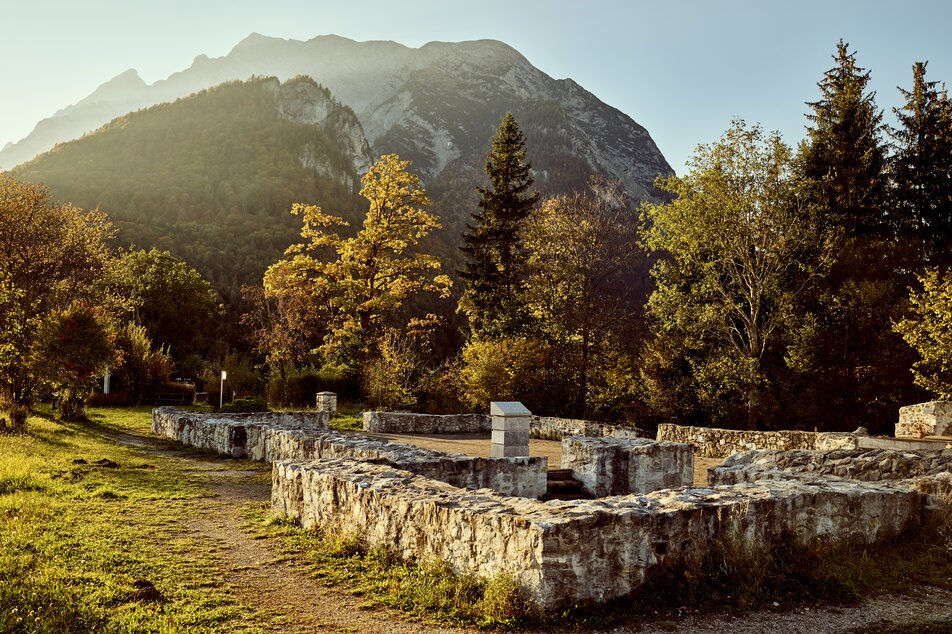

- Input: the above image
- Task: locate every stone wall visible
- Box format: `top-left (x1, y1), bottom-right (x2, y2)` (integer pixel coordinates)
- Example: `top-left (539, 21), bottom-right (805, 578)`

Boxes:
top-left (710, 448), bottom-right (952, 486)
top-left (152, 407), bottom-right (546, 498)
top-left (656, 424), bottom-right (859, 459)
top-left (530, 416), bottom-right (646, 440)
top-left (362, 411), bottom-right (491, 434)
top-left (897, 401), bottom-right (952, 438)
top-left (360, 411), bottom-right (647, 441)
top-left (561, 437), bottom-right (693, 496)
top-left (272, 457), bottom-right (925, 611)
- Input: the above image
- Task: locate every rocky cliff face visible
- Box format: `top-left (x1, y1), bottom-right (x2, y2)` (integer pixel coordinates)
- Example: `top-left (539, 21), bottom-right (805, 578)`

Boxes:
top-left (2, 34), bottom-right (672, 202)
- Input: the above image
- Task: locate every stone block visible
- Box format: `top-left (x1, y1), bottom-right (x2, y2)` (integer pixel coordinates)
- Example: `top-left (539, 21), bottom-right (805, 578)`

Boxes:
top-left (490, 401), bottom-right (531, 417)
top-left (492, 429), bottom-right (529, 445)
top-left (492, 443), bottom-right (529, 458)
top-left (561, 436), bottom-right (692, 496)
top-left (897, 401), bottom-right (952, 438)
top-left (492, 416), bottom-right (530, 432)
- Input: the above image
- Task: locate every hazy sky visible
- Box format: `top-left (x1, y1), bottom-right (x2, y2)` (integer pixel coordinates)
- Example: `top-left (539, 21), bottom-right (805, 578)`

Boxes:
top-left (3, 0), bottom-right (951, 172)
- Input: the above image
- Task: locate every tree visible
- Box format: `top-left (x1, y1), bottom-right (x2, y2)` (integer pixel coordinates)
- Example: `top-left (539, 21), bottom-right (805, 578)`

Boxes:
top-left (640, 121), bottom-right (834, 429)
top-left (894, 268), bottom-right (952, 399)
top-left (30, 304), bottom-right (117, 420)
top-left (891, 61), bottom-right (952, 270)
top-left (0, 175), bottom-right (114, 406)
top-left (104, 248), bottom-right (219, 366)
top-left (240, 278), bottom-right (317, 405)
top-left (522, 178), bottom-right (644, 417)
top-left (459, 113), bottom-right (539, 339)
top-left (266, 154), bottom-right (452, 381)
top-left (799, 40), bottom-right (888, 241)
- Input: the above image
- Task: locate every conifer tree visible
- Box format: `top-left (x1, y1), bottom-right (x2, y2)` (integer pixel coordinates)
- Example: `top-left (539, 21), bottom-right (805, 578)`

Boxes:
top-left (891, 61), bottom-right (952, 269)
top-left (800, 40), bottom-right (888, 241)
top-left (459, 113), bottom-right (539, 339)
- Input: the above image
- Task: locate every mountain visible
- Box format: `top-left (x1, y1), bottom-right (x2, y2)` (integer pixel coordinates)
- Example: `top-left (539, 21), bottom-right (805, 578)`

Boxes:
top-left (14, 76), bottom-right (372, 300)
top-left (1, 34), bottom-right (672, 206)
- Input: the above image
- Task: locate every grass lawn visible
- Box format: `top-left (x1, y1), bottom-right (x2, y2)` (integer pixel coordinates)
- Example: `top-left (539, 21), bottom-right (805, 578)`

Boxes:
top-left (0, 406), bottom-right (262, 633)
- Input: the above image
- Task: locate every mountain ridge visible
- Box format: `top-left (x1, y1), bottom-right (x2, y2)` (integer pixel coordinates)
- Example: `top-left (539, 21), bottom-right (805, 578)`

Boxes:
top-left (1, 33), bottom-right (672, 202)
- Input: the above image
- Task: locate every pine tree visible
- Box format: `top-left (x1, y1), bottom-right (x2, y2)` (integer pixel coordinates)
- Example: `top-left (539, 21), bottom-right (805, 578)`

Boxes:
top-left (891, 61), bottom-right (952, 269)
top-left (459, 113), bottom-right (539, 339)
top-left (800, 40), bottom-right (888, 241)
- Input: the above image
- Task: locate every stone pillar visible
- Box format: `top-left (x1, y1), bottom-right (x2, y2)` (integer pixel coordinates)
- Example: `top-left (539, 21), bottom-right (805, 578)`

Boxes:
top-left (316, 392), bottom-right (337, 417)
top-left (490, 401), bottom-right (530, 458)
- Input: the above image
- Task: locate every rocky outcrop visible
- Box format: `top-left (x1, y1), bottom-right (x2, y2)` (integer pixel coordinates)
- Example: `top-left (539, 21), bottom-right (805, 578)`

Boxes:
top-left (272, 457), bottom-right (925, 610)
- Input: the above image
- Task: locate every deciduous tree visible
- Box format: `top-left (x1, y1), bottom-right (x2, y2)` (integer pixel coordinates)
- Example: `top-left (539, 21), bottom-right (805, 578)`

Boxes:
top-left (0, 175), bottom-right (114, 406)
top-left (266, 154), bottom-right (452, 382)
top-left (640, 121), bottom-right (834, 429)
top-left (894, 268), bottom-right (952, 399)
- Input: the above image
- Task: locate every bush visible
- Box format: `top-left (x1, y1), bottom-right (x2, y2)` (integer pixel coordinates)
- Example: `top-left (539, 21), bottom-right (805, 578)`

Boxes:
top-left (458, 337), bottom-right (558, 414)
top-left (219, 396), bottom-right (269, 413)
top-left (86, 391), bottom-right (133, 407)
top-left (266, 366), bottom-right (361, 408)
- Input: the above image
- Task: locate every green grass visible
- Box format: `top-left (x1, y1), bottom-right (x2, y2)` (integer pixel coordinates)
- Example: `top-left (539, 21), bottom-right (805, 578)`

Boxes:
top-left (244, 510), bottom-right (529, 628)
top-left (6, 404), bottom-right (952, 632)
top-left (328, 403), bottom-right (364, 432)
top-left (0, 406), bottom-right (260, 633)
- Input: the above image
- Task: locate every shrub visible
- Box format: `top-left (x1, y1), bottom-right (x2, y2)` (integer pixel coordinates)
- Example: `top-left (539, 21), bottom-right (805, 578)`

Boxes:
top-left (86, 391), bottom-right (133, 407)
top-left (458, 337), bottom-right (556, 413)
top-left (8, 404), bottom-right (28, 432)
top-left (266, 365), bottom-right (360, 408)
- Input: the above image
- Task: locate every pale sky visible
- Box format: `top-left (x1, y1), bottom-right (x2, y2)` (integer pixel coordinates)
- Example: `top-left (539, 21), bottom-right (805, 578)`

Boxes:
top-left (2, 0), bottom-right (951, 172)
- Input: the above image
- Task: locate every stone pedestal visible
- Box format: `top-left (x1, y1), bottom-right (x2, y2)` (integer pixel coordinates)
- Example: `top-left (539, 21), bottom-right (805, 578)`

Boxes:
top-left (316, 392), bottom-right (337, 417)
top-left (490, 401), bottom-right (530, 458)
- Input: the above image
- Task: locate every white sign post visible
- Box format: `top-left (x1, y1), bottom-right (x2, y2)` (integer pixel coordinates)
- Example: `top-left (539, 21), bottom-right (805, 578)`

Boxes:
top-left (220, 370), bottom-right (227, 409)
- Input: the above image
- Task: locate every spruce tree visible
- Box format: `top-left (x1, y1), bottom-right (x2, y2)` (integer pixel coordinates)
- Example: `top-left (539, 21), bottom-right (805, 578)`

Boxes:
top-left (891, 61), bottom-right (952, 269)
top-left (800, 40), bottom-right (888, 241)
top-left (459, 113), bottom-right (539, 339)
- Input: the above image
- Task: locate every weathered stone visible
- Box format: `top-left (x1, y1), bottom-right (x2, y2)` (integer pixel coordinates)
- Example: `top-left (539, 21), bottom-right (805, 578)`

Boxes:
top-left (897, 401), bottom-right (952, 438)
top-left (362, 411), bottom-right (490, 434)
top-left (152, 407), bottom-right (546, 497)
top-left (529, 416), bottom-right (647, 441)
top-left (561, 436), bottom-right (693, 496)
top-left (709, 448), bottom-right (952, 486)
top-left (316, 392), bottom-right (337, 416)
top-left (272, 458), bottom-right (925, 611)
top-left (657, 423), bottom-right (860, 459)
top-left (491, 443), bottom-right (530, 458)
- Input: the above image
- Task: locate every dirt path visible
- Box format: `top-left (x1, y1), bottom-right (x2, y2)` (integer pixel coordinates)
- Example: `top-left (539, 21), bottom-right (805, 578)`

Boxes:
top-left (116, 428), bottom-right (952, 633)
top-left (117, 432), bottom-right (472, 633)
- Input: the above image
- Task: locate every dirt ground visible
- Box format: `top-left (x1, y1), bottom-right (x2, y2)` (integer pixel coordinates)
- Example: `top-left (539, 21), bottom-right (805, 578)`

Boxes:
top-left (118, 428), bottom-right (952, 633)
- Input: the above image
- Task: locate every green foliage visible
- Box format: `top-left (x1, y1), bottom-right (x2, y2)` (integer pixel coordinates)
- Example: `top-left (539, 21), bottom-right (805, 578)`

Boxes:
top-left (800, 40), bottom-right (888, 240)
top-left (523, 178), bottom-right (646, 418)
top-left (265, 154), bottom-right (452, 390)
top-left (894, 269), bottom-right (952, 398)
top-left (891, 61), bottom-right (952, 270)
top-left (640, 121), bottom-right (834, 428)
top-left (460, 113), bottom-right (540, 340)
top-left (458, 337), bottom-right (560, 414)
top-left (29, 304), bottom-right (118, 421)
top-left (0, 175), bottom-right (114, 407)
top-left (112, 321), bottom-right (175, 403)
top-left (219, 396), bottom-right (269, 413)
top-left (105, 248), bottom-right (219, 364)
top-left (14, 77), bottom-right (365, 352)
top-left (362, 329), bottom-right (429, 408)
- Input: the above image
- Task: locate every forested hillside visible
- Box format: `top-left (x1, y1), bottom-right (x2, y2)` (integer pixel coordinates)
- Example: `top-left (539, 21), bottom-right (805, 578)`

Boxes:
top-left (14, 76), bottom-right (369, 306)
